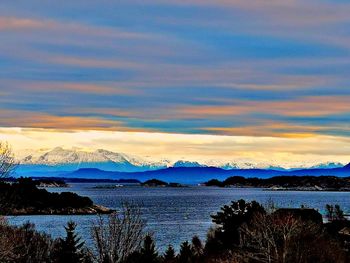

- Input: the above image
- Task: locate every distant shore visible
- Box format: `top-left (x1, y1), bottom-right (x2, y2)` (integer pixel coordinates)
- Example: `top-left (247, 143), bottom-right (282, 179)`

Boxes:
top-left (204, 175), bottom-right (350, 192)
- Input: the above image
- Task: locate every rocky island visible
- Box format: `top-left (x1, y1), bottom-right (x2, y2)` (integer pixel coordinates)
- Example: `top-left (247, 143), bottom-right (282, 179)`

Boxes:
top-left (142, 179), bottom-right (183, 187)
top-left (34, 179), bottom-right (69, 188)
top-left (0, 178), bottom-right (113, 215)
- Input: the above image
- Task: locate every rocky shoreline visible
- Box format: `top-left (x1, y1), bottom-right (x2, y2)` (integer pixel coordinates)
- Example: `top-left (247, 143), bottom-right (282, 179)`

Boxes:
top-left (5, 204), bottom-right (114, 216)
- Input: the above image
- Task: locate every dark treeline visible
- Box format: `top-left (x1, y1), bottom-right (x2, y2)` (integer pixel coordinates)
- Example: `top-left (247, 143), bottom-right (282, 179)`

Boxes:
top-left (1, 199), bottom-right (350, 263)
top-left (205, 175), bottom-right (350, 190)
top-left (0, 178), bottom-right (97, 215)
top-left (142, 179), bottom-right (183, 187)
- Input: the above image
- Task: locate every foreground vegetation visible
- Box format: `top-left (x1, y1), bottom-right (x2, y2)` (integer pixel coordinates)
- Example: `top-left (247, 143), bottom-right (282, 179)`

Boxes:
top-left (1, 143), bottom-right (350, 262)
top-left (1, 200), bottom-right (350, 263)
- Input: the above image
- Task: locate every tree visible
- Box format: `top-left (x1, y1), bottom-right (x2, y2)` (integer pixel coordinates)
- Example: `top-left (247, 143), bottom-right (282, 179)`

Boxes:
top-left (326, 204), bottom-right (335, 221)
top-left (334, 205), bottom-right (345, 220)
top-left (138, 234), bottom-right (159, 263)
top-left (326, 204), bottom-right (345, 221)
top-left (91, 202), bottom-right (145, 263)
top-left (190, 236), bottom-right (203, 262)
top-left (163, 245), bottom-right (176, 263)
top-left (0, 142), bottom-right (17, 213)
top-left (0, 221), bottom-right (53, 263)
top-left (208, 199), bottom-right (265, 251)
top-left (0, 141), bottom-right (17, 179)
top-left (178, 241), bottom-right (192, 263)
top-left (240, 212), bottom-right (345, 263)
top-left (53, 221), bottom-right (89, 263)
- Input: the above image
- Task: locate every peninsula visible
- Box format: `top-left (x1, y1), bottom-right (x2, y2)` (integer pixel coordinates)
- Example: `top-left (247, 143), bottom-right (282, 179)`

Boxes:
top-left (0, 177), bottom-right (113, 215)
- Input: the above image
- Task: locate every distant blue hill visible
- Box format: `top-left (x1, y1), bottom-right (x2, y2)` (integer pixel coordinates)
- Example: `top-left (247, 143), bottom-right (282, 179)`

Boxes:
top-left (31, 163), bottom-right (350, 184)
top-left (15, 161), bottom-right (161, 177)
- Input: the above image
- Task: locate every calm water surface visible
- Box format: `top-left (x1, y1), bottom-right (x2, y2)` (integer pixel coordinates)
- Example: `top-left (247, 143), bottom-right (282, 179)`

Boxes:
top-left (9, 183), bottom-right (350, 250)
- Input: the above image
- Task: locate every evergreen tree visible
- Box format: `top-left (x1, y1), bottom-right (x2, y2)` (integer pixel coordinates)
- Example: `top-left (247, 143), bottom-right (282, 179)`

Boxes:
top-left (178, 241), bottom-right (193, 263)
top-left (163, 245), bottom-right (176, 262)
top-left (191, 236), bottom-right (203, 261)
top-left (139, 234), bottom-right (159, 263)
top-left (53, 221), bottom-right (88, 263)
top-left (210, 199), bottom-right (265, 249)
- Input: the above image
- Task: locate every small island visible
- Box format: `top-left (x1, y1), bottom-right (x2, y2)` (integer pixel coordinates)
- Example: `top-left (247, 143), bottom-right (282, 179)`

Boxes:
top-left (204, 175), bottom-right (350, 191)
top-left (141, 179), bottom-right (183, 187)
top-left (34, 179), bottom-right (69, 188)
top-left (92, 179), bottom-right (141, 189)
top-left (0, 177), bottom-right (113, 215)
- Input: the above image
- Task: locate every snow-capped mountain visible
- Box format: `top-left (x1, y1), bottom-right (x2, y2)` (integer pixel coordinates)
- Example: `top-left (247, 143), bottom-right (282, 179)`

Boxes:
top-left (310, 162), bottom-right (344, 169)
top-left (20, 147), bottom-right (151, 166)
top-left (17, 147), bottom-right (347, 173)
top-left (173, 160), bottom-right (205, 168)
top-left (18, 147), bottom-right (168, 173)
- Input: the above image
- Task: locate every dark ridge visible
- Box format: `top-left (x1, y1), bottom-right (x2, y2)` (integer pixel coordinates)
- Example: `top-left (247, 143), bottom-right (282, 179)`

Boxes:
top-left (5, 176), bottom-right (141, 184)
top-left (205, 175), bottom-right (350, 191)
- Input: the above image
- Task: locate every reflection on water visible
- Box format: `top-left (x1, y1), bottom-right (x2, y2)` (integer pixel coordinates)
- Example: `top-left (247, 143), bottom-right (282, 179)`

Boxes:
top-left (9, 183), bottom-right (350, 250)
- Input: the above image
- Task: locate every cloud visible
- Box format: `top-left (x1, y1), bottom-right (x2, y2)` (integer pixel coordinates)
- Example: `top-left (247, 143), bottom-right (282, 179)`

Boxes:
top-left (201, 122), bottom-right (347, 138)
top-left (0, 16), bottom-right (149, 40)
top-left (0, 17), bottom-right (49, 30)
top-left (175, 96), bottom-right (350, 118)
top-left (1, 127), bottom-right (350, 168)
top-left (26, 81), bottom-right (139, 96)
top-left (0, 110), bottom-right (129, 131)
top-left (0, 1), bottom-right (349, 141)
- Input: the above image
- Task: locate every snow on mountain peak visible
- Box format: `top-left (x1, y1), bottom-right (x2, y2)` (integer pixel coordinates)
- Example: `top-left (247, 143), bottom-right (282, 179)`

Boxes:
top-left (17, 147), bottom-right (347, 171)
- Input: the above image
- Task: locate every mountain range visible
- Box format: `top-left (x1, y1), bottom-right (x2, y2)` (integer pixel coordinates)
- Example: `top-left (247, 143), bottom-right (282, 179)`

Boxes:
top-left (13, 147), bottom-right (350, 183)
top-left (28, 164), bottom-right (350, 184)
top-left (17, 147), bottom-right (345, 171)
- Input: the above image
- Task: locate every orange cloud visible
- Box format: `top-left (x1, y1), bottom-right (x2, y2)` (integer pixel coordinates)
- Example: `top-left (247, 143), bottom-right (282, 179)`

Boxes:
top-left (48, 56), bottom-right (146, 70)
top-left (0, 17), bottom-right (52, 30)
top-left (26, 82), bottom-right (138, 96)
top-left (202, 122), bottom-right (331, 138)
top-left (177, 96), bottom-right (350, 118)
top-left (0, 110), bottom-right (140, 131)
top-left (0, 16), bottom-right (149, 40)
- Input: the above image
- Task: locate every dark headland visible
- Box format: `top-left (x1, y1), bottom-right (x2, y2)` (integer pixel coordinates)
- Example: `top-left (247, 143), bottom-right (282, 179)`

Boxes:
top-left (0, 177), bottom-right (113, 215)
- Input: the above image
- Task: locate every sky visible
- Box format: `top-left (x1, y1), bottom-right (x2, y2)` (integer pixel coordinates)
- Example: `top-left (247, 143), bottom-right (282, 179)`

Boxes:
top-left (0, 0), bottom-right (350, 167)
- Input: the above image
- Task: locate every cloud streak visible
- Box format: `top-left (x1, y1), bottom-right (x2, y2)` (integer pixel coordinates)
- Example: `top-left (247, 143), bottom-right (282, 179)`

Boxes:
top-left (0, 0), bottom-right (350, 149)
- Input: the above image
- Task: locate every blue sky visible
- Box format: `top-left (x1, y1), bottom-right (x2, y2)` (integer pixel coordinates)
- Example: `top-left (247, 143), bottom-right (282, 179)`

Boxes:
top-left (0, 0), bottom-right (350, 165)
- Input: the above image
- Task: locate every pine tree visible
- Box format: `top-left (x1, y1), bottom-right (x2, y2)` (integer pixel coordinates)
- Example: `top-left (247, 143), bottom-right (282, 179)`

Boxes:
top-left (139, 234), bottom-right (159, 263)
top-left (178, 241), bottom-right (193, 263)
top-left (163, 245), bottom-right (176, 262)
top-left (53, 221), bottom-right (87, 263)
top-left (191, 236), bottom-right (203, 261)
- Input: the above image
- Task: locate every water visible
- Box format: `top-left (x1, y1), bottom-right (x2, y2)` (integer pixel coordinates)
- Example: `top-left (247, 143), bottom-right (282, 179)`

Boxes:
top-left (8, 183), bottom-right (350, 251)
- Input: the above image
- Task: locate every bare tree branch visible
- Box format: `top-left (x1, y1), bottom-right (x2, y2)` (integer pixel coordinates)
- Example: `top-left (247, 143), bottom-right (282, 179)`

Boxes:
top-left (0, 141), bottom-right (17, 179)
top-left (91, 202), bottom-right (145, 263)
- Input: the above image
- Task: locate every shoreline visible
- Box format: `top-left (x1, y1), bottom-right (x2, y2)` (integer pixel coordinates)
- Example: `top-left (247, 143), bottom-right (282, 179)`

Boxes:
top-left (204, 185), bottom-right (350, 192)
top-left (2, 204), bottom-right (114, 216)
